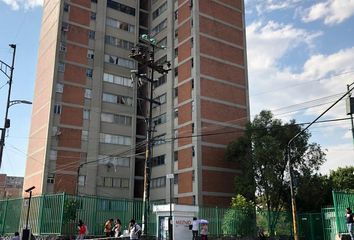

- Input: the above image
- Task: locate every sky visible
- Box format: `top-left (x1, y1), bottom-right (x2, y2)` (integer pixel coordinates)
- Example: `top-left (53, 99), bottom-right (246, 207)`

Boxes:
top-left (0, 0), bottom-right (353, 177)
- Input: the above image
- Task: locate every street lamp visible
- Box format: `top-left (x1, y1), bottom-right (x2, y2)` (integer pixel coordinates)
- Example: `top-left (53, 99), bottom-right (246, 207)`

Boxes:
top-left (287, 83), bottom-right (354, 240)
top-left (0, 44), bottom-right (16, 169)
top-left (166, 174), bottom-right (174, 240)
top-left (23, 186), bottom-right (35, 240)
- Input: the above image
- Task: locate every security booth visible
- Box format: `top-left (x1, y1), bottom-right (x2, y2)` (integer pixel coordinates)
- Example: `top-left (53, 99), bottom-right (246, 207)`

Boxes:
top-left (153, 204), bottom-right (198, 240)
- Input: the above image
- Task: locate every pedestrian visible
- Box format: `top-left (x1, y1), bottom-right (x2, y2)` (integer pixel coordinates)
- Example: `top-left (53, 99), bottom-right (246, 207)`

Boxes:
top-left (191, 217), bottom-right (199, 240)
top-left (200, 222), bottom-right (208, 240)
top-left (77, 219), bottom-right (87, 240)
top-left (104, 218), bottom-right (114, 237)
top-left (12, 232), bottom-right (20, 240)
top-left (128, 219), bottom-right (142, 239)
top-left (113, 218), bottom-right (122, 238)
top-left (346, 207), bottom-right (354, 240)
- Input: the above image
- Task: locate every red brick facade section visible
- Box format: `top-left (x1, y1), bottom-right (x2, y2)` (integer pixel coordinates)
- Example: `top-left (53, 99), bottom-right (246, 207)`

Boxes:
top-left (199, 16), bottom-right (244, 46)
top-left (201, 100), bottom-right (247, 123)
top-left (201, 122), bottom-right (244, 146)
top-left (178, 171), bottom-right (193, 193)
top-left (202, 146), bottom-right (239, 169)
top-left (178, 81), bottom-right (192, 104)
top-left (64, 64), bottom-right (87, 85)
top-left (71, 0), bottom-right (91, 8)
top-left (203, 196), bottom-right (232, 207)
top-left (56, 150), bottom-right (81, 172)
top-left (199, 0), bottom-right (243, 28)
top-left (62, 85), bottom-right (84, 105)
top-left (178, 124), bottom-right (193, 147)
top-left (178, 60), bottom-right (192, 83)
top-left (54, 174), bottom-right (76, 194)
top-left (178, 21), bottom-right (191, 43)
top-left (178, 40), bottom-right (192, 63)
top-left (178, 196), bottom-right (193, 205)
top-left (58, 128), bottom-right (82, 149)
top-left (201, 78), bottom-right (246, 106)
top-left (200, 36), bottom-right (244, 65)
top-left (200, 57), bottom-right (245, 85)
top-left (69, 5), bottom-right (90, 26)
top-left (178, 147), bottom-right (193, 169)
top-left (178, 1), bottom-right (191, 22)
top-left (218, 0), bottom-right (242, 9)
top-left (67, 25), bottom-right (89, 45)
top-left (66, 44), bottom-right (88, 65)
top-left (61, 106), bottom-right (83, 126)
top-left (202, 170), bottom-right (236, 193)
top-left (178, 102), bottom-right (192, 125)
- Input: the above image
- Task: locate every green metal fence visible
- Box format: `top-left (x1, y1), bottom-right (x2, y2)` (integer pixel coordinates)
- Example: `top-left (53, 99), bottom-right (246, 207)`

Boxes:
top-left (333, 191), bottom-right (354, 234)
top-left (0, 193), bottom-right (339, 239)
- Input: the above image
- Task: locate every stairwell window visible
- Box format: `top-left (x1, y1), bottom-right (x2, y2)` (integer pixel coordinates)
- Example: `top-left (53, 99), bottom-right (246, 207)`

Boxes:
top-left (54, 104), bottom-right (61, 114)
top-left (86, 68), bottom-right (93, 78)
top-left (56, 83), bottom-right (64, 93)
top-left (83, 109), bottom-right (90, 120)
top-left (90, 12), bottom-right (96, 20)
top-left (84, 89), bottom-right (92, 99)
top-left (58, 62), bottom-right (65, 72)
top-left (81, 130), bottom-right (89, 141)
top-left (64, 3), bottom-right (70, 12)
top-left (87, 49), bottom-right (94, 59)
top-left (88, 30), bottom-right (95, 39)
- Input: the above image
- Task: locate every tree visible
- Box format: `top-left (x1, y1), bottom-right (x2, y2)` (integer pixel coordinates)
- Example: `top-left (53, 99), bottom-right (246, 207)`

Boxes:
top-left (225, 110), bottom-right (326, 236)
top-left (329, 166), bottom-right (354, 191)
top-left (222, 194), bottom-right (256, 237)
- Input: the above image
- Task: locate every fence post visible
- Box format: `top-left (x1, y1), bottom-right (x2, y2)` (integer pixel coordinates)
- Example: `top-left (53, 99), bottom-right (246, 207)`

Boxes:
top-left (60, 192), bottom-right (66, 235)
top-left (38, 195), bottom-right (44, 235)
top-left (332, 191), bottom-right (340, 236)
top-left (215, 206), bottom-right (219, 237)
top-left (1, 198), bottom-right (9, 234)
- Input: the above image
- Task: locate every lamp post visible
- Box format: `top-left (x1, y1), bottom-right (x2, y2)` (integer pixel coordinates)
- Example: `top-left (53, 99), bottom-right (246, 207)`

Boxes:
top-left (0, 44), bottom-right (16, 169)
top-left (166, 173), bottom-right (174, 240)
top-left (287, 83), bottom-right (354, 240)
top-left (23, 186), bottom-right (35, 240)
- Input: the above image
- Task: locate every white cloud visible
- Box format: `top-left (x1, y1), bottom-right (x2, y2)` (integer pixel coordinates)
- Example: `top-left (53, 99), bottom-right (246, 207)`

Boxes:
top-left (302, 0), bottom-right (354, 25)
top-left (320, 143), bottom-right (354, 175)
top-left (1, 0), bottom-right (42, 10)
top-left (250, 0), bottom-right (301, 15)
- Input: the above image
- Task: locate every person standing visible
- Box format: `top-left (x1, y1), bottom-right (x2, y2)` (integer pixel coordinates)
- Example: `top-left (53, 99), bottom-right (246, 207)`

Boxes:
top-left (200, 222), bottom-right (208, 240)
top-left (104, 218), bottom-right (114, 237)
top-left (113, 218), bottom-right (122, 238)
top-left (128, 219), bottom-right (141, 239)
top-left (77, 219), bottom-right (87, 240)
top-left (192, 217), bottom-right (199, 240)
top-left (346, 208), bottom-right (354, 240)
top-left (12, 232), bottom-right (20, 240)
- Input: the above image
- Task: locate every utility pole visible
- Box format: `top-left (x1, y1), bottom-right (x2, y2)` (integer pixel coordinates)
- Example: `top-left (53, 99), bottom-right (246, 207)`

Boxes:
top-left (0, 44), bottom-right (16, 169)
top-left (130, 34), bottom-right (170, 236)
top-left (346, 83), bottom-right (354, 145)
top-left (287, 83), bottom-right (354, 240)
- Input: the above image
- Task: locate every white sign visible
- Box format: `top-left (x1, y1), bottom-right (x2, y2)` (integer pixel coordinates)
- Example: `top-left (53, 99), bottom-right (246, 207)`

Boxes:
top-left (174, 216), bottom-right (192, 240)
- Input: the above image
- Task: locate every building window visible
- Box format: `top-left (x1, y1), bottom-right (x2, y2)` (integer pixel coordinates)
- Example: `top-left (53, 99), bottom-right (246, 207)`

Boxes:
top-left (152, 2), bottom-right (167, 20)
top-left (174, 129), bottom-right (178, 138)
top-left (59, 42), bottom-right (66, 52)
top-left (174, 174), bottom-right (178, 184)
top-left (83, 109), bottom-right (90, 120)
top-left (192, 146), bottom-right (195, 157)
top-left (107, 0), bottom-right (136, 16)
top-left (54, 104), bottom-right (61, 114)
top-left (191, 58), bottom-right (194, 68)
top-left (86, 68), bottom-right (93, 78)
top-left (47, 176), bottom-right (54, 184)
top-left (104, 54), bottom-right (135, 69)
top-left (192, 170), bottom-right (195, 181)
top-left (174, 108), bottom-right (178, 118)
top-left (174, 29), bottom-right (178, 39)
top-left (49, 150), bottom-right (57, 160)
top-left (81, 130), bottom-right (89, 141)
top-left (151, 176), bottom-right (166, 189)
top-left (61, 22), bottom-right (69, 32)
top-left (101, 112), bottom-right (132, 125)
top-left (174, 87), bottom-right (178, 98)
top-left (151, 19), bottom-right (167, 36)
top-left (102, 93), bottom-right (133, 106)
top-left (105, 35), bottom-right (134, 50)
top-left (100, 133), bottom-right (131, 145)
top-left (174, 10), bottom-right (178, 20)
top-left (64, 3), bottom-right (70, 12)
top-left (192, 123), bottom-right (195, 134)
top-left (154, 75), bottom-right (167, 88)
top-left (84, 89), bottom-right (92, 99)
top-left (56, 83), bottom-right (64, 93)
top-left (191, 79), bottom-right (194, 89)
top-left (174, 67), bottom-right (178, 77)
top-left (174, 151), bottom-right (178, 161)
top-left (153, 134), bottom-right (166, 146)
top-left (98, 155), bottom-right (130, 167)
top-left (153, 93), bottom-right (166, 108)
top-left (90, 12), bottom-right (96, 20)
top-left (88, 30), bottom-right (95, 39)
top-left (192, 100), bottom-right (195, 112)
top-left (174, 48), bottom-right (178, 58)
top-left (78, 176), bottom-right (86, 186)
top-left (58, 62), bottom-right (65, 72)
top-left (106, 17), bottom-right (135, 32)
top-left (103, 72), bottom-right (133, 87)
top-left (153, 113), bottom-right (167, 126)
top-left (151, 155), bottom-right (165, 167)
top-left (87, 49), bottom-right (94, 59)
top-left (103, 177), bottom-right (130, 188)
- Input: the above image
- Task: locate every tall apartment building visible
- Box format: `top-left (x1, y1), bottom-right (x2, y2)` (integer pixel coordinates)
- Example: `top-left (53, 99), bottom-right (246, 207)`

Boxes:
top-left (24, 0), bottom-right (249, 207)
top-left (0, 174), bottom-right (24, 199)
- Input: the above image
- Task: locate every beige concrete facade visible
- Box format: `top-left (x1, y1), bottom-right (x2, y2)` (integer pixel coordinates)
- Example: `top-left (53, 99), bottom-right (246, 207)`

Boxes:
top-left (24, 0), bottom-right (249, 207)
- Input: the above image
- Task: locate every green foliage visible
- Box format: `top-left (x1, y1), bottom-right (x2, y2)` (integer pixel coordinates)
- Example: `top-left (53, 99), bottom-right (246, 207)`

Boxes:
top-left (330, 166), bottom-right (354, 191)
top-left (225, 110), bottom-right (326, 236)
top-left (63, 198), bottom-right (79, 224)
top-left (222, 195), bottom-right (256, 237)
